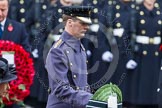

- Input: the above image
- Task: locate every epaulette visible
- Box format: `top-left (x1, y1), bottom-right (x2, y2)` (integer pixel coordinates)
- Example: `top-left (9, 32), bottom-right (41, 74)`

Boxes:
top-left (53, 39), bottom-right (63, 48)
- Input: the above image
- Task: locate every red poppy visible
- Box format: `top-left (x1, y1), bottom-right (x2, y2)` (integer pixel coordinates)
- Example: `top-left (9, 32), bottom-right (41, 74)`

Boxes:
top-left (160, 44), bottom-right (162, 51)
top-left (7, 24), bottom-right (14, 32)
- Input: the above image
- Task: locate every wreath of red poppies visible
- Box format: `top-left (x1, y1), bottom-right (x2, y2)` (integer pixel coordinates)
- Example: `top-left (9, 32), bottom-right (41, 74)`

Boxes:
top-left (0, 40), bottom-right (35, 106)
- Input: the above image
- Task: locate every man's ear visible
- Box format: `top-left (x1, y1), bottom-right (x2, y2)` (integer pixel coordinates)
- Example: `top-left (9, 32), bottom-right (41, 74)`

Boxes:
top-left (67, 19), bottom-right (73, 26)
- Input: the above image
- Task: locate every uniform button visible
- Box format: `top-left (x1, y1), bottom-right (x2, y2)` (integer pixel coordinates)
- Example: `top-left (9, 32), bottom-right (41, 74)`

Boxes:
top-left (19, 0), bottom-right (24, 4)
top-left (131, 4), bottom-right (135, 9)
top-left (36, 23), bottom-right (40, 28)
top-left (143, 51), bottom-right (147, 55)
top-left (156, 11), bottom-right (160, 15)
top-left (108, 1), bottom-right (112, 5)
top-left (76, 86), bottom-right (80, 90)
top-left (86, 72), bottom-right (88, 75)
top-left (141, 30), bottom-right (146, 35)
top-left (116, 13), bottom-right (120, 18)
top-left (157, 88), bottom-right (160, 92)
top-left (161, 67), bottom-right (162, 70)
top-left (140, 11), bottom-right (144, 15)
top-left (70, 63), bottom-right (73, 66)
top-left (73, 74), bottom-right (77, 79)
top-left (157, 31), bottom-right (161, 35)
top-left (20, 8), bottom-right (25, 13)
top-left (58, 18), bottom-right (63, 22)
top-left (116, 23), bottom-right (121, 28)
top-left (149, 38), bottom-right (154, 44)
top-left (93, 0), bottom-right (97, 4)
top-left (140, 19), bottom-right (145, 24)
top-left (116, 5), bottom-right (120, 10)
top-left (155, 51), bottom-right (159, 56)
top-left (158, 20), bottom-right (161, 25)
top-left (93, 8), bottom-right (98, 13)
top-left (59, 29), bottom-right (63, 33)
top-left (20, 18), bottom-right (25, 23)
top-left (66, 50), bottom-right (70, 54)
top-left (136, 6), bottom-right (140, 10)
top-left (42, 5), bottom-right (47, 10)
top-left (154, 3), bottom-right (159, 8)
top-left (58, 9), bottom-right (62, 13)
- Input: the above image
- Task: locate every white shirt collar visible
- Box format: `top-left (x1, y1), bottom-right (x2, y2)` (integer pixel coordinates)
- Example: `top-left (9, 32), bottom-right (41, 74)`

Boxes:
top-left (0, 18), bottom-right (7, 31)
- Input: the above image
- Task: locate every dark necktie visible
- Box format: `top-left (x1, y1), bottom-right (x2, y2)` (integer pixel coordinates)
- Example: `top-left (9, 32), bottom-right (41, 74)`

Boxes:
top-left (0, 24), bottom-right (3, 39)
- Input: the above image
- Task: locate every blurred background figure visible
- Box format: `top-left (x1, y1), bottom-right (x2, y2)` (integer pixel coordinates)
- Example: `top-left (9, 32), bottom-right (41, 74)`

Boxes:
top-left (8, 0), bottom-right (33, 24)
top-left (125, 0), bottom-right (162, 107)
top-left (23, 0), bottom-right (50, 107)
top-left (88, 0), bottom-right (137, 94)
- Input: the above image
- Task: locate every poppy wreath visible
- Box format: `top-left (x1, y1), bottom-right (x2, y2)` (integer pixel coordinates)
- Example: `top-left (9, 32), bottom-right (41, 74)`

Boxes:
top-left (0, 40), bottom-right (35, 106)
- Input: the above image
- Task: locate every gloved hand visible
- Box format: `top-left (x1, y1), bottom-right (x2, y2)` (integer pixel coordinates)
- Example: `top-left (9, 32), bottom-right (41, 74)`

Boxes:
top-left (126, 59), bottom-right (137, 69)
top-left (90, 24), bottom-right (99, 32)
top-left (113, 28), bottom-right (124, 37)
top-left (32, 48), bottom-right (39, 58)
top-left (102, 51), bottom-right (113, 62)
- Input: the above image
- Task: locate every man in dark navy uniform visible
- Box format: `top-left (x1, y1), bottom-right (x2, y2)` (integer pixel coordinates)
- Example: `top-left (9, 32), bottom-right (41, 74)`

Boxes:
top-left (8, 0), bottom-right (33, 24)
top-left (126, 0), bottom-right (162, 107)
top-left (24, 0), bottom-right (49, 105)
top-left (0, 0), bottom-right (30, 52)
top-left (88, 0), bottom-right (137, 92)
top-left (46, 6), bottom-right (93, 108)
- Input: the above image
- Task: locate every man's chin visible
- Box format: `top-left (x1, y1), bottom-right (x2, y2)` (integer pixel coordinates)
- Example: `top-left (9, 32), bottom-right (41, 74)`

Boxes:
top-left (76, 34), bottom-right (85, 39)
top-left (0, 19), bottom-right (3, 22)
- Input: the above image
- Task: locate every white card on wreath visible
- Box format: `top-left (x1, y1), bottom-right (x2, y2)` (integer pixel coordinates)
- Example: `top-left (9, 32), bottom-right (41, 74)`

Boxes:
top-left (107, 93), bottom-right (117, 108)
top-left (2, 51), bottom-right (15, 66)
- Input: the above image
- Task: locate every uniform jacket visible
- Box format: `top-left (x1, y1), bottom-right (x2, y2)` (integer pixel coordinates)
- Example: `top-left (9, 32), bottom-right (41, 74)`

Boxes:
top-left (0, 18), bottom-right (30, 52)
top-left (46, 31), bottom-right (92, 108)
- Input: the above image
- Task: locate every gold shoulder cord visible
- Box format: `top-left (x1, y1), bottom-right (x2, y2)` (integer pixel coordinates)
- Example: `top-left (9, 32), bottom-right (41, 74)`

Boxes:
top-left (53, 39), bottom-right (63, 48)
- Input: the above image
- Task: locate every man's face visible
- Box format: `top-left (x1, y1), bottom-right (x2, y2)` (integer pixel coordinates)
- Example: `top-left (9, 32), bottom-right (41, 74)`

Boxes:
top-left (0, 0), bottom-right (8, 22)
top-left (61, 0), bottom-right (72, 6)
top-left (121, 0), bottom-right (131, 3)
top-left (70, 19), bottom-right (89, 39)
top-left (144, 0), bottom-right (156, 5)
top-left (0, 82), bottom-right (10, 97)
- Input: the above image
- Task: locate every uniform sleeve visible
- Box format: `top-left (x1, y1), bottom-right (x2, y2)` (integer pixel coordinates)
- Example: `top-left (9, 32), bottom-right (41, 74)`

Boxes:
top-left (46, 48), bottom-right (93, 107)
